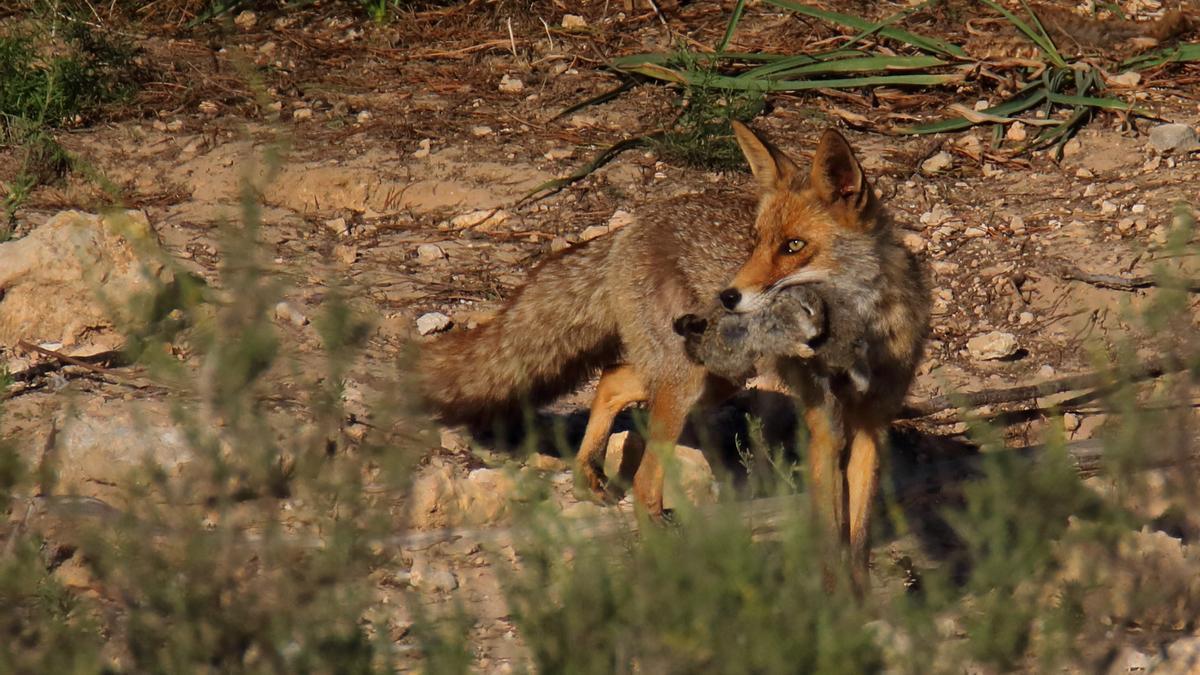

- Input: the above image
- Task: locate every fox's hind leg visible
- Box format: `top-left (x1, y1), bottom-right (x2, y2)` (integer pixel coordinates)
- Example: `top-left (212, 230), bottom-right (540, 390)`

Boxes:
top-left (632, 368), bottom-right (708, 519)
top-left (845, 424), bottom-right (881, 595)
top-left (574, 364), bottom-right (647, 503)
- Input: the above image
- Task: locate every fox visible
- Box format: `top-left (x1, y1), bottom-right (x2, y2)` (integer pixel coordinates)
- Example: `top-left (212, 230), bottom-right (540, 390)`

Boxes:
top-left (419, 121), bottom-right (930, 588)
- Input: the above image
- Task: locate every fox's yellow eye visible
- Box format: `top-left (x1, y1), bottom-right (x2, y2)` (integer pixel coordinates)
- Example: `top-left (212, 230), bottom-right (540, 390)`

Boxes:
top-left (781, 238), bottom-right (807, 254)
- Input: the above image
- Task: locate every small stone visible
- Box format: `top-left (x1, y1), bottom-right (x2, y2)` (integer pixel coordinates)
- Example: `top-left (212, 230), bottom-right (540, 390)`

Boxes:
top-left (439, 428), bottom-right (469, 453)
top-left (579, 225), bottom-right (609, 242)
top-left (543, 147), bottom-right (574, 161)
top-left (448, 209), bottom-right (509, 230)
top-left (234, 10), bottom-right (257, 28)
top-left (166, 119), bottom-right (184, 132)
top-left (967, 331), bottom-right (1020, 361)
top-left (416, 244), bottom-right (446, 262)
top-left (1117, 218), bottom-right (1135, 234)
top-left (963, 226), bottom-right (986, 238)
top-left (1148, 123), bottom-right (1198, 153)
top-left (412, 138), bottom-right (432, 159)
top-left (274, 301), bottom-right (309, 327)
top-left (1100, 200), bottom-right (1118, 215)
top-left (1038, 364), bottom-right (1056, 379)
top-left (920, 151), bottom-right (954, 174)
top-left (259, 41), bottom-right (276, 54)
top-left (355, 110), bottom-right (372, 124)
top-left (1063, 413), bottom-right (1082, 432)
top-left (417, 312), bottom-right (452, 335)
top-left (333, 243), bottom-right (357, 265)
top-left (973, 99), bottom-right (990, 111)
top-left (1005, 121), bottom-right (1027, 142)
top-left (527, 453), bottom-right (568, 472)
top-left (549, 236), bottom-right (571, 253)
top-left (1075, 168), bottom-right (1093, 179)
top-left (410, 557), bottom-right (458, 592)
top-left (1008, 215), bottom-right (1026, 234)
top-left (324, 217), bottom-right (349, 236)
top-left (498, 74), bottom-right (524, 94)
top-left (1018, 311), bottom-right (1034, 325)
top-left (1106, 70), bottom-right (1140, 88)
top-left (292, 107), bottom-right (313, 121)
top-left (470, 125), bottom-right (494, 137)
top-left (1131, 203), bottom-right (1146, 214)
top-left (606, 209), bottom-right (634, 230)
top-left (198, 100), bottom-right (219, 116)
top-left (561, 14), bottom-right (587, 29)
top-left (1062, 138), bottom-right (1083, 157)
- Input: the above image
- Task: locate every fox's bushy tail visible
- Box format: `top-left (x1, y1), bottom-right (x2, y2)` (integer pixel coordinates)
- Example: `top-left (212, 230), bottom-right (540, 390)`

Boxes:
top-left (419, 236), bottom-right (620, 426)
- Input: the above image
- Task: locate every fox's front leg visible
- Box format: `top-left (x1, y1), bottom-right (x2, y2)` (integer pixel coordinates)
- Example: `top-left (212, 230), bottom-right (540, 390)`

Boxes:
top-left (574, 364), bottom-right (647, 502)
top-left (803, 400), bottom-right (847, 557)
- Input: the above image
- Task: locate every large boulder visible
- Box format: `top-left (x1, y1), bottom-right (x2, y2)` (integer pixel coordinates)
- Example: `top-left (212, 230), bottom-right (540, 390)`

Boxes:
top-left (0, 210), bottom-right (172, 354)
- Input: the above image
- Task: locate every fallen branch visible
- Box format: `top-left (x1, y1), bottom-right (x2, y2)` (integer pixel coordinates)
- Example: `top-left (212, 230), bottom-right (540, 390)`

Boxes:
top-left (900, 354), bottom-right (1193, 419)
top-left (16, 340), bottom-right (126, 379)
top-left (1058, 265), bottom-right (1200, 293)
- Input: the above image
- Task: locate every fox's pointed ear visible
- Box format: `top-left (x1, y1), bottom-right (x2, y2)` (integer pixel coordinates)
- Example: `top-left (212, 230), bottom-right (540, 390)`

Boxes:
top-left (809, 128), bottom-right (871, 212)
top-left (732, 120), bottom-right (801, 191)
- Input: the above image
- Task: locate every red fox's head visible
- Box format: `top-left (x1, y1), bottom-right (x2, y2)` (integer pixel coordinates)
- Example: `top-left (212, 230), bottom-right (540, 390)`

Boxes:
top-left (719, 122), bottom-right (881, 313)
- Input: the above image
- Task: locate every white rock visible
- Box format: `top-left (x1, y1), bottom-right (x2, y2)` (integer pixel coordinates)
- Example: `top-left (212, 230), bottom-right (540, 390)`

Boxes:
top-left (1018, 311), bottom-right (1034, 325)
top-left (561, 14), bottom-right (587, 28)
top-left (234, 10), bottom-right (257, 28)
top-left (549, 236), bottom-right (571, 253)
top-left (1148, 123), bottom-right (1198, 153)
top-left (543, 147), bottom-right (574, 161)
top-left (579, 225), bottom-right (609, 242)
top-left (355, 110), bottom-right (372, 124)
top-left (966, 331), bottom-right (1020, 361)
top-left (274, 301), bottom-right (309, 326)
top-left (412, 138), bottom-right (432, 159)
top-left (448, 209), bottom-right (509, 230)
top-left (920, 151), bottom-right (954, 174)
top-left (498, 74), bottom-right (524, 94)
top-left (198, 100), bottom-right (219, 116)
top-left (410, 556), bottom-right (458, 592)
top-left (901, 231), bottom-right (925, 252)
top-left (606, 208), bottom-right (634, 230)
top-left (324, 216), bottom-right (349, 236)
top-left (292, 107), bottom-right (313, 121)
top-left (416, 243), bottom-right (446, 262)
top-left (470, 125), bottom-right (493, 137)
top-left (1101, 200), bottom-right (1118, 215)
top-left (1105, 70), bottom-right (1140, 88)
top-left (417, 312), bottom-right (452, 335)
top-left (1008, 215), bottom-right (1026, 234)
top-left (1005, 121), bottom-right (1027, 142)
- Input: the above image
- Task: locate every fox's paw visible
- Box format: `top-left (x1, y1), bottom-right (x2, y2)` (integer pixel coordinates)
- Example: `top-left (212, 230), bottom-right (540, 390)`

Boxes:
top-left (573, 462), bottom-right (621, 505)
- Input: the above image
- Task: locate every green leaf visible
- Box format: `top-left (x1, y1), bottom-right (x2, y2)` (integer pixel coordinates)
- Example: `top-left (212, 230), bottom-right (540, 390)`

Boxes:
top-left (764, 0), bottom-right (966, 58)
top-left (898, 88), bottom-right (1048, 134)
top-left (614, 63), bottom-right (962, 92)
top-left (764, 55), bottom-right (947, 79)
top-left (717, 0), bottom-right (748, 52)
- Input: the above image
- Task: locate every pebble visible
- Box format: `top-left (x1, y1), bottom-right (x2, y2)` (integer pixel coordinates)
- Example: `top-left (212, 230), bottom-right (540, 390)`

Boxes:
top-left (498, 74), bottom-right (524, 94)
top-left (324, 217), bottom-right (349, 236)
top-left (355, 110), bottom-right (371, 124)
top-left (1038, 364), bottom-right (1056, 379)
top-left (1148, 123), bottom-right (1198, 153)
top-left (561, 14), bottom-right (587, 28)
top-left (410, 557), bottom-right (458, 592)
top-left (920, 151), bottom-right (954, 174)
top-left (1008, 215), bottom-right (1026, 234)
top-left (967, 331), bottom-right (1020, 361)
top-left (606, 209), bottom-right (634, 230)
top-left (292, 107), bottom-right (313, 121)
top-left (549, 237), bottom-right (571, 253)
top-left (1063, 413), bottom-right (1082, 432)
top-left (198, 100), bottom-right (219, 116)
top-left (470, 125), bottom-right (494, 137)
top-left (416, 243), bottom-right (446, 262)
top-left (166, 119), bottom-right (184, 132)
top-left (579, 225), bottom-right (609, 242)
top-left (1075, 168), bottom-right (1094, 179)
top-left (449, 209), bottom-right (509, 230)
top-left (1106, 70), bottom-right (1140, 88)
top-left (1018, 311), bottom-right (1034, 325)
top-left (274, 302), bottom-right (309, 327)
top-left (1005, 121), bottom-right (1027, 142)
top-left (412, 138), bottom-right (432, 159)
top-left (901, 231), bottom-right (925, 251)
top-left (417, 312), bottom-right (452, 335)
top-left (1101, 200), bottom-right (1118, 215)
top-left (543, 147), bottom-right (574, 161)
top-left (234, 10), bottom-right (257, 28)
top-left (333, 243), bottom-right (357, 265)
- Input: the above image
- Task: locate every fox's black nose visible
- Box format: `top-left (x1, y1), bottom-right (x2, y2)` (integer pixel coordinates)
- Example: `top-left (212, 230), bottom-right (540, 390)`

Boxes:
top-left (719, 288), bottom-right (741, 310)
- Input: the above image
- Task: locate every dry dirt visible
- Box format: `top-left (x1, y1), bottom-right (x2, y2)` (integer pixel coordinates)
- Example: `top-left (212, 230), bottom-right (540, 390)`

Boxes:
top-left (2, 1), bottom-right (1200, 671)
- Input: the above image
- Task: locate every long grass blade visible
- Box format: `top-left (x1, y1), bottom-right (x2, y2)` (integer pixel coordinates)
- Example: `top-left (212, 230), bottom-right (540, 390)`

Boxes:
top-left (1122, 44), bottom-right (1200, 70)
top-left (717, 0), bottom-right (748, 52)
top-left (766, 55), bottom-right (947, 78)
top-left (552, 79), bottom-right (638, 121)
top-left (614, 63), bottom-right (963, 92)
top-left (741, 50), bottom-right (868, 79)
top-left (764, 0), bottom-right (966, 58)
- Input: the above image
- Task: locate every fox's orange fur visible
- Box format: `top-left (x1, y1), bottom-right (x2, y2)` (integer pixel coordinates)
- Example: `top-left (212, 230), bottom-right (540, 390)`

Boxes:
top-left (420, 122), bottom-right (930, 590)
